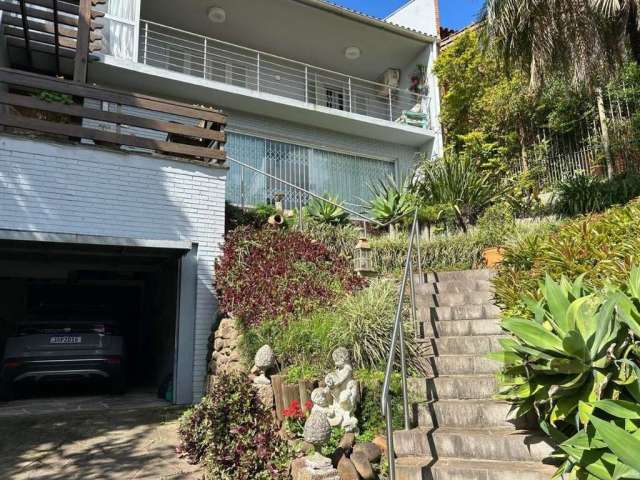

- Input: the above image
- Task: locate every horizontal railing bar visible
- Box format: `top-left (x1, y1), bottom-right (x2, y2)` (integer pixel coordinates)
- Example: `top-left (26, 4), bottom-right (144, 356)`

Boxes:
top-left (141, 19), bottom-right (421, 97)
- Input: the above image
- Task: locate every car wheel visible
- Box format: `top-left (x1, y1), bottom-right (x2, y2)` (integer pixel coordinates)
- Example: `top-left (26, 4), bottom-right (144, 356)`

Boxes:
top-left (0, 381), bottom-right (14, 402)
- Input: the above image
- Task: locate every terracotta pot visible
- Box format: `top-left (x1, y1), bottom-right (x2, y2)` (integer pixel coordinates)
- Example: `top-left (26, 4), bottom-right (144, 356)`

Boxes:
top-left (590, 163), bottom-right (606, 178)
top-left (482, 247), bottom-right (504, 268)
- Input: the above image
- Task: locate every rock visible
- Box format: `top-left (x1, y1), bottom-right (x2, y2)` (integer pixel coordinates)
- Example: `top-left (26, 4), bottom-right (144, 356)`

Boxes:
top-left (305, 453), bottom-right (333, 470)
top-left (254, 383), bottom-right (274, 409)
top-left (372, 435), bottom-right (388, 456)
top-left (350, 451), bottom-right (375, 480)
top-left (337, 457), bottom-right (361, 480)
top-left (291, 457), bottom-right (307, 478)
top-left (330, 447), bottom-right (346, 468)
top-left (352, 443), bottom-right (381, 463)
top-left (339, 433), bottom-right (356, 451)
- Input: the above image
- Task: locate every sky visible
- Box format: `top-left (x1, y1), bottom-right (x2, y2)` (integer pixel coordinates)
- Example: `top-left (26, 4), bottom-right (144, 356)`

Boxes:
top-left (334, 0), bottom-right (483, 31)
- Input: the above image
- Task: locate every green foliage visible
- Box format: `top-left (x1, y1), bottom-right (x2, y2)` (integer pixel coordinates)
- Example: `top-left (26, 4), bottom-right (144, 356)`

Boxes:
top-left (476, 202), bottom-right (517, 246)
top-left (320, 427), bottom-right (345, 457)
top-left (240, 280), bottom-right (427, 376)
top-left (365, 175), bottom-right (414, 226)
top-left (491, 271), bottom-right (640, 479)
top-left (35, 90), bottom-right (73, 105)
top-left (554, 173), bottom-right (640, 217)
top-left (354, 370), bottom-right (404, 443)
top-left (302, 222), bottom-right (361, 260)
top-left (305, 195), bottom-right (350, 226)
top-left (370, 229), bottom-right (488, 275)
top-left (494, 200), bottom-right (640, 316)
top-left (177, 373), bottom-right (292, 479)
top-left (415, 153), bottom-right (504, 232)
top-left (225, 202), bottom-right (278, 231)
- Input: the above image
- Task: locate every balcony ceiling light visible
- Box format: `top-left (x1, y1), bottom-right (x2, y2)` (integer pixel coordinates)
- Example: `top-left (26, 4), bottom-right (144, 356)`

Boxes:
top-left (345, 46), bottom-right (361, 60)
top-left (208, 7), bottom-right (227, 24)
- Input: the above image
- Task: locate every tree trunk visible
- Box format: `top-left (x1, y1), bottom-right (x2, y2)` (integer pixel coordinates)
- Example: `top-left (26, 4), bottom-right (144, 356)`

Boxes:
top-left (517, 120), bottom-right (530, 172)
top-left (628, 8), bottom-right (640, 65)
top-left (596, 88), bottom-right (614, 180)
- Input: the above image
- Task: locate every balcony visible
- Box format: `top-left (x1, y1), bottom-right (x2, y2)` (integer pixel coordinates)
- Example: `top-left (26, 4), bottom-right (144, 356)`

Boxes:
top-left (133, 20), bottom-right (431, 132)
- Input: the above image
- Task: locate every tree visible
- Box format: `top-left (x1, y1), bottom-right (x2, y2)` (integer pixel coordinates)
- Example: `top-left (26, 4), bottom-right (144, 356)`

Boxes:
top-left (482, 0), bottom-right (639, 90)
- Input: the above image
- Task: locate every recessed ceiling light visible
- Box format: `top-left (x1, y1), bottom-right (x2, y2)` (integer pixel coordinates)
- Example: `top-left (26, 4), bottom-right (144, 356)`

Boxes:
top-left (345, 46), bottom-right (361, 60)
top-left (208, 7), bottom-right (227, 23)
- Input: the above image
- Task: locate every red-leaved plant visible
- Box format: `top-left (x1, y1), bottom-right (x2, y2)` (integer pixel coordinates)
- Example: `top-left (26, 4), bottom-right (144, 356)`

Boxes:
top-left (215, 226), bottom-right (365, 326)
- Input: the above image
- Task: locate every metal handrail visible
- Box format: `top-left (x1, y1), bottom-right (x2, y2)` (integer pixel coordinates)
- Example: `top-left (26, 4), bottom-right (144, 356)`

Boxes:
top-left (381, 208), bottom-right (421, 480)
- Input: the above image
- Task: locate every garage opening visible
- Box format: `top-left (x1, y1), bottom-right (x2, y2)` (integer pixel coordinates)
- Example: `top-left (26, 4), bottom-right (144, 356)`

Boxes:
top-left (0, 238), bottom-right (187, 406)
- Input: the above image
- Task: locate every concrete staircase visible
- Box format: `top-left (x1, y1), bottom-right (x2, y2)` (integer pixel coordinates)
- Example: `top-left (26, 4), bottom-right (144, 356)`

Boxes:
top-left (394, 269), bottom-right (557, 480)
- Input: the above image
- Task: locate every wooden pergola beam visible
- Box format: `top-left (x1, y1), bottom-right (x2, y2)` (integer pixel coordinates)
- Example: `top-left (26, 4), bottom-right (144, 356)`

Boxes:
top-left (73, 0), bottom-right (91, 82)
top-left (52, 0), bottom-right (61, 74)
top-left (18, 0), bottom-right (32, 68)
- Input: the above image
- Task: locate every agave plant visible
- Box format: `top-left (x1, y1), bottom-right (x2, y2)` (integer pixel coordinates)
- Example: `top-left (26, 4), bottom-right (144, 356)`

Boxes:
top-left (304, 194), bottom-right (350, 226)
top-left (491, 269), bottom-right (640, 479)
top-left (365, 175), bottom-right (414, 230)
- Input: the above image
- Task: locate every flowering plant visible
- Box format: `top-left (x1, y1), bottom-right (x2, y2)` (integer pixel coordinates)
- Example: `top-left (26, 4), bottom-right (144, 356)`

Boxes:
top-left (282, 399), bottom-right (313, 438)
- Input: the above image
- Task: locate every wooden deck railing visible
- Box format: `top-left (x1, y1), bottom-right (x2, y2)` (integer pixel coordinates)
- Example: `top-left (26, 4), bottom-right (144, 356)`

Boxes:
top-left (0, 68), bottom-right (227, 164)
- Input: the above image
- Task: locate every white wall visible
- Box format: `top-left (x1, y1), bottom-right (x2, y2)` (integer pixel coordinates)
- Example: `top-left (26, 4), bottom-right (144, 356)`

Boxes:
top-left (0, 135), bottom-right (227, 400)
top-left (386, 0), bottom-right (439, 38)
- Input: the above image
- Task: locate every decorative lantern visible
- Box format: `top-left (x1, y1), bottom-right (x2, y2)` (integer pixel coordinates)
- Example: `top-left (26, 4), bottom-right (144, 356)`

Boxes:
top-left (354, 237), bottom-right (374, 276)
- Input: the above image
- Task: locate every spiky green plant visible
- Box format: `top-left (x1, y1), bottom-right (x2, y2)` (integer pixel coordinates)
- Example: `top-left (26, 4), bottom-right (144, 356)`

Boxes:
top-left (365, 175), bottom-right (414, 228)
top-left (304, 194), bottom-right (350, 226)
top-left (491, 269), bottom-right (640, 479)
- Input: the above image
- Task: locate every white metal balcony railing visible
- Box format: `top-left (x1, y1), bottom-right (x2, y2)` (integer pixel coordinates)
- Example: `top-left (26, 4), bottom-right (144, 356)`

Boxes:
top-left (138, 20), bottom-right (431, 128)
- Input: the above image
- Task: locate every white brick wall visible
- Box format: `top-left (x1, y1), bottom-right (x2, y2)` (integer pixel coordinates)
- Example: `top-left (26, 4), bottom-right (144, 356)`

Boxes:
top-left (0, 135), bottom-right (227, 400)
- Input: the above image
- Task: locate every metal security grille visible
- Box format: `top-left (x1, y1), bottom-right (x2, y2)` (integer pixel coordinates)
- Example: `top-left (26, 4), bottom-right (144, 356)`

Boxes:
top-left (225, 133), bottom-right (396, 210)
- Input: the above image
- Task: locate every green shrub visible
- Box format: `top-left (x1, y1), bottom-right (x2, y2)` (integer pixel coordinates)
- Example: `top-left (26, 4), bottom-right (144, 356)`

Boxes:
top-left (354, 370), bottom-right (404, 443)
top-left (476, 202), bottom-right (516, 246)
top-left (177, 373), bottom-right (292, 479)
top-left (494, 200), bottom-right (640, 316)
top-left (305, 195), bottom-right (350, 226)
top-left (491, 270), bottom-right (640, 479)
top-left (225, 202), bottom-right (278, 231)
top-left (370, 230), bottom-right (488, 275)
top-left (554, 172), bottom-right (640, 217)
top-left (240, 279), bottom-right (427, 377)
top-left (303, 222), bottom-right (361, 260)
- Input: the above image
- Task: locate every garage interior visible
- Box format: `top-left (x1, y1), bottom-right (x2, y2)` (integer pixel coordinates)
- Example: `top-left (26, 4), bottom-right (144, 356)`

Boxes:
top-left (0, 238), bottom-right (185, 404)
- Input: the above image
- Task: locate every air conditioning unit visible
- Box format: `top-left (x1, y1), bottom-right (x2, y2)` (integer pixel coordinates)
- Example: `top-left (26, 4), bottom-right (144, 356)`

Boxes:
top-left (378, 68), bottom-right (401, 96)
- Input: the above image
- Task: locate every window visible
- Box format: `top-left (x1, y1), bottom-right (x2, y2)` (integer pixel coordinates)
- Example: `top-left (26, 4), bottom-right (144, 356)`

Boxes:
top-left (100, 0), bottom-right (140, 60)
top-left (225, 133), bottom-right (396, 210)
top-left (326, 88), bottom-right (345, 111)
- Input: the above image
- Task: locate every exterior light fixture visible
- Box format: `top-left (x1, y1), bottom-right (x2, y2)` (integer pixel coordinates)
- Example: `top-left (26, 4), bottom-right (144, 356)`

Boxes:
top-left (208, 7), bottom-right (227, 24)
top-left (344, 46), bottom-right (361, 60)
top-left (354, 237), bottom-right (374, 276)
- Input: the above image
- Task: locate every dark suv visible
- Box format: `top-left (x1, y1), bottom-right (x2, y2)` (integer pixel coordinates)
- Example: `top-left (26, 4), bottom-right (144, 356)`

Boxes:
top-left (0, 314), bottom-right (126, 401)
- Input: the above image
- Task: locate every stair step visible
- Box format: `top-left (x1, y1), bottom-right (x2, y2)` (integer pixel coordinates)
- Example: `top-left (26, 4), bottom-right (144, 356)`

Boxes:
top-left (414, 400), bottom-right (521, 429)
top-left (418, 269), bottom-right (497, 284)
top-left (416, 291), bottom-right (495, 307)
top-left (395, 457), bottom-right (558, 480)
top-left (432, 355), bottom-right (500, 375)
top-left (419, 319), bottom-right (502, 337)
top-left (394, 428), bottom-right (554, 463)
top-left (429, 335), bottom-right (504, 355)
top-left (417, 280), bottom-right (494, 294)
top-left (418, 304), bottom-right (502, 322)
top-left (431, 375), bottom-right (498, 400)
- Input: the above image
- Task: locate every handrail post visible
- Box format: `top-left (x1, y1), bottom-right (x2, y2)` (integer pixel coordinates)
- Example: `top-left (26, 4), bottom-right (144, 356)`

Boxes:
top-left (143, 22), bottom-right (149, 65)
top-left (388, 88), bottom-right (393, 121)
top-left (386, 397), bottom-right (397, 480)
top-left (203, 38), bottom-right (208, 79)
top-left (348, 77), bottom-right (352, 112)
top-left (240, 165), bottom-right (245, 209)
top-left (257, 53), bottom-right (261, 92)
top-left (305, 66), bottom-right (309, 104)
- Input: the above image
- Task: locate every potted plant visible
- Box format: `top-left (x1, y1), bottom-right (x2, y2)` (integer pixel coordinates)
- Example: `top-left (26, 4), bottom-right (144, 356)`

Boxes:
top-left (477, 203), bottom-right (516, 267)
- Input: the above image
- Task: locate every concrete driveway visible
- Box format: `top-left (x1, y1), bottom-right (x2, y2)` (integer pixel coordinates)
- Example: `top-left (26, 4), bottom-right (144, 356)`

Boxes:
top-left (0, 399), bottom-right (203, 479)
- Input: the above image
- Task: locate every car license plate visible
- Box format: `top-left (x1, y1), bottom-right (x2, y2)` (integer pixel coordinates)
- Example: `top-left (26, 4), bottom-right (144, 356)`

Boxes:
top-left (49, 336), bottom-right (82, 345)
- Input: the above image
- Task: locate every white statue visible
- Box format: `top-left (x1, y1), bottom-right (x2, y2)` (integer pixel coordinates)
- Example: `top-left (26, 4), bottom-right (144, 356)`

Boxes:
top-left (324, 348), bottom-right (359, 432)
top-left (310, 387), bottom-right (340, 427)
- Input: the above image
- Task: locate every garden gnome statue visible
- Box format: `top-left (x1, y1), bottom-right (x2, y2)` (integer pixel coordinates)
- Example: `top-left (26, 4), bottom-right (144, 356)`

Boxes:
top-left (324, 347), bottom-right (359, 432)
top-left (253, 345), bottom-right (275, 385)
top-left (310, 387), bottom-right (340, 427)
top-left (303, 410), bottom-right (336, 473)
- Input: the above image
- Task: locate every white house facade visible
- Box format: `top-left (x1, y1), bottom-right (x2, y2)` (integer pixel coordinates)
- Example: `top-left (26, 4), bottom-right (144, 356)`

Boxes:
top-left (0, 0), bottom-right (442, 405)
